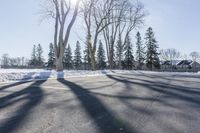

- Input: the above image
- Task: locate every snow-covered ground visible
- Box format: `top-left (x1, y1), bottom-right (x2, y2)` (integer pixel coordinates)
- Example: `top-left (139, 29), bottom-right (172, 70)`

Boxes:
top-left (0, 69), bottom-right (199, 83)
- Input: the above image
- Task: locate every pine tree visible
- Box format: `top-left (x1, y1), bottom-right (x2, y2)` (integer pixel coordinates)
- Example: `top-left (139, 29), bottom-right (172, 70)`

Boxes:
top-left (136, 32), bottom-right (145, 69)
top-left (116, 34), bottom-right (123, 69)
top-left (63, 44), bottom-right (73, 69)
top-left (47, 43), bottom-right (55, 68)
top-left (145, 27), bottom-right (160, 70)
top-left (97, 41), bottom-right (106, 69)
top-left (36, 44), bottom-right (44, 67)
top-left (30, 45), bottom-right (37, 66)
top-left (83, 43), bottom-right (91, 70)
top-left (74, 41), bottom-right (82, 70)
top-left (124, 35), bottom-right (134, 70)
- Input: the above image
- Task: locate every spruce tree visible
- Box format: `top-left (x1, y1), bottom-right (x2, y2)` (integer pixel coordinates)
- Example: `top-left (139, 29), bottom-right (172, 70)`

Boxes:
top-left (116, 34), bottom-right (123, 69)
top-left (97, 41), bottom-right (106, 69)
top-left (47, 43), bottom-right (55, 68)
top-left (83, 43), bottom-right (91, 70)
top-left (36, 44), bottom-right (44, 67)
top-left (145, 27), bottom-right (160, 70)
top-left (74, 41), bottom-right (82, 70)
top-left (136, 32), bottom-right (145, 69)
top-left (124, 35), bottom-right (134, 70)
top-left (30, 45), bottom-right (37, 66)
top-left (63, 44), bottom-right (73, 69)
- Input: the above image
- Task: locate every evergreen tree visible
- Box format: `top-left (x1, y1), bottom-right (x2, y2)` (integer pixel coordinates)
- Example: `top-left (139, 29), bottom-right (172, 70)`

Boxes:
top-left (30, 45), bottom-right (37, 66)
top-left (97, 41), bottom-right (106, 69)
top-left (36, 44), bottom-right (44, 67)
top-left (63, 44), bottom-right (73, 69)
top-left (136, 32), bottom-right (145, 69)
top-left (47, 43), bottom-right (55, 68)
top-left (116, 34), bottom-right (123, 69)
top-left (145, 27), bottom-right (160, 70)
top-left (74, 41), bottom-right (82, 69)
top-left (83, 43), bottom-right (91, 70)
top-left (124, 35), bottom-right (134, 70)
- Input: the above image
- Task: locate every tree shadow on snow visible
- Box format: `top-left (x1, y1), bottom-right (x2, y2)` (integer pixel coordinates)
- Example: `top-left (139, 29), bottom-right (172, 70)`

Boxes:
top-left (0, 72), bottom-right (51, 133)
top-left (58, 79), bottom-right (135, 133)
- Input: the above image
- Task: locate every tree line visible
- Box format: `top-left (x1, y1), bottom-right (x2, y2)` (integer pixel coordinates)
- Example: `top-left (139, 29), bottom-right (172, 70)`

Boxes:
top-left (45, 27), bottom-right (160, 70)
top-left (8, 27), bottom-right (159, 70)
top-left (1, 26), bottom-right (199, 70)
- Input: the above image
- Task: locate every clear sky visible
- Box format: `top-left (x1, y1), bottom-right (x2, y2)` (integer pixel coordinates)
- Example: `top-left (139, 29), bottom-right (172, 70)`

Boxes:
top-left (0, 0), bottom-right (200, 60)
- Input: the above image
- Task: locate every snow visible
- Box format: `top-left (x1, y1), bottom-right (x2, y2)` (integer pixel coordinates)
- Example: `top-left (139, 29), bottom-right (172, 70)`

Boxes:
top-left (0, 69), bottom-right (199, 83)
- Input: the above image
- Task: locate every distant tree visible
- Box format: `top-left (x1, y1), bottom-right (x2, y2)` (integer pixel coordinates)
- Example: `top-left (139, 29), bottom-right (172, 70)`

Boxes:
top-left (36, 44), bottom-right (44, 67)
top-left (160, 48), bottom-right (180, 70)
top-left (64, 44), bottom-right (73, 70)
top-left (1, 54), bottom-right (10, 68)
top-left (160, 48), bottom-right (181, 70)
top-left (145, 27), bottom-right (160, 70)
top-left (190, 51), bottom-right (200, 62)
top-left (124, 35), bottom-right (134, 70)
top-left (135, 32), bottom-right (145, 69)
top-left (190, 51), bottom-right (200, 69)
top-left (47, 43), bottom-right (55, 68)
top-left (97, 41), bottom-right (106, 70)
top-left (160, 48), bottom-right (180, 61)
top-left (74, 41), bottom-right (82, 70)
top-left (29, 45), bottom-right (37, 66)
top-left (83, 42), bottom-right (91, 70)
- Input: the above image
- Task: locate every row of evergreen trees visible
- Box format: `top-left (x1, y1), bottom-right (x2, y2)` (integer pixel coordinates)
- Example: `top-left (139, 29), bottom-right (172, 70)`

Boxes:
top-left (31, 27), bottom-right (160, 70)
top-left (29, 44), bottom-right (44, 67)
top-left (47, 41), bottom-right (107, 70)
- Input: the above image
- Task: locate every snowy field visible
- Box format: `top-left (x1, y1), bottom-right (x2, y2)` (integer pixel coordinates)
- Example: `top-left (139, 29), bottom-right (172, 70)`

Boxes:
top-left (0, 69), bottom-right (199, 83)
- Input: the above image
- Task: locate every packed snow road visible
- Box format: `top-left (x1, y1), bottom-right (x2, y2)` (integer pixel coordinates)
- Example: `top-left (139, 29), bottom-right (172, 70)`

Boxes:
top-left (0, 72), bottom-right (200, 133)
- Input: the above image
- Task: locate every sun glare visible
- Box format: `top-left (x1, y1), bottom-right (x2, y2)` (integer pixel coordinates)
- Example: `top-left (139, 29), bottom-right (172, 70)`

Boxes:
top-left (70, 0), bottom-right (78, 5)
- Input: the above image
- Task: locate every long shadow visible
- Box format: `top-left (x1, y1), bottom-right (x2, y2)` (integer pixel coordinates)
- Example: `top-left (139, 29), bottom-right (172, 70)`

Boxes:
top-left (0, 72), bottom-right (50, 133)
top-left (58, 79), bottom-right (135, 133)
top-left (0, 80), bottom-right (46, 132)
top-left (112, 74), bottom-right (200, 96)
top-left (0, 81), bottom-right (31, 91)
top-left (106, 74), bottom-right (200, 106)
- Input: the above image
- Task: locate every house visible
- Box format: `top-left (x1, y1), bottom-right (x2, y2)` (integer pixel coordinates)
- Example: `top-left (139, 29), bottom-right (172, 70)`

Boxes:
top-left (176, 60), bottom-right (200, 70)
top-left (161, 60), bottom-right (180, 70)
top-left (161, 60), bottom-right (200, 72)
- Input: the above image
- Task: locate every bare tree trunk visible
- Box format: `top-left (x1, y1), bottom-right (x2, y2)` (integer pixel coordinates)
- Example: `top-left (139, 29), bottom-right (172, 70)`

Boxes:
top-left (48, 0), bottom-right (80, 71)
top-left (91, 51), bottom-right (96, 70)
top-left (56, 55), bottom-right (63, 71)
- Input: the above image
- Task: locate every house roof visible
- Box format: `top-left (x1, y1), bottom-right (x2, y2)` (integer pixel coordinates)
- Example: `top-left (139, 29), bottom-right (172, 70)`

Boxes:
top-left (177, 60), bottom-right (193, 66)
top-left (161, 60), bottom-right (181, 66)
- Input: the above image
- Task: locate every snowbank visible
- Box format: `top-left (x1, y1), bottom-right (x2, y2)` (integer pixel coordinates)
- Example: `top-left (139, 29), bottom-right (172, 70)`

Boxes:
top-left (0, 69), bottom-right (110, 83)
top-left (0, 69), bottom-right (199, 83)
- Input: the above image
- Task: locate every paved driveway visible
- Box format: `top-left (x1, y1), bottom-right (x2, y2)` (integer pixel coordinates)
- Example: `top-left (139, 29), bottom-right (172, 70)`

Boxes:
top-left (0, 72), bottom-right (200, 133)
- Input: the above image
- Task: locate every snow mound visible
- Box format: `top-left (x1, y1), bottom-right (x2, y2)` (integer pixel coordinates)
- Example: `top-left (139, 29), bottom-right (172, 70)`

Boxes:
top-left (0, 69), bottom-right (199, 83)
top-left (0, 69), bottom-right (110, 83)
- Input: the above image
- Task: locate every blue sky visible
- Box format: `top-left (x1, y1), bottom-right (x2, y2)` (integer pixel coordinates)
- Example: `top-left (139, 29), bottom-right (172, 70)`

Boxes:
top-left (0, 0), bottom-right (200, 60)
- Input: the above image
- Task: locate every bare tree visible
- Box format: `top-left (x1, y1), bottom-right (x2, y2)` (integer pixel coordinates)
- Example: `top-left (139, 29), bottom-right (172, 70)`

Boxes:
top-left (82, 0), bottom-right (116, 70)
top-left (82, 0), bottom-right (145, 70)
top-left (190, 51), bottom-right (200, 69)
top-left (160, 48), bottom-right (181, 69)
top-left (41, 0), bottom-right (81, 71)
top-left (102, 0), bottom-right (129, 69)
top-left (1, 54), bottom-right (10, 68)
top-left (190, 51), bottom-right (200, 62)
top-left (116, 1), bottom-right (146, 69)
